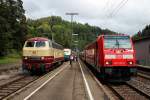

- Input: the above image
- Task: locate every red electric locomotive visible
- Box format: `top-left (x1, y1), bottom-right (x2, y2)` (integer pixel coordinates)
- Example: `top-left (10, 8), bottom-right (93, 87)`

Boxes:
top-left (84, 35), bottom-right (136, 82)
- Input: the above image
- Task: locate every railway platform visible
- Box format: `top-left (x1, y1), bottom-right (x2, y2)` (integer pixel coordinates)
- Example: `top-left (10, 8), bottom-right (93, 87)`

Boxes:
top-left (6, 61), bottom-right (105, 100)
top-left (1, 60), bottom-right (150, 100)
top-left (137, 64), bottom-right (150, 70)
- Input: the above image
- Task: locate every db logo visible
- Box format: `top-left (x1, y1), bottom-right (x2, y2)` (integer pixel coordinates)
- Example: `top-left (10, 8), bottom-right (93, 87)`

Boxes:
top-left (32, 51), bottom-right (36, 54)
top-left (117, 55), bottom-right (122, 58)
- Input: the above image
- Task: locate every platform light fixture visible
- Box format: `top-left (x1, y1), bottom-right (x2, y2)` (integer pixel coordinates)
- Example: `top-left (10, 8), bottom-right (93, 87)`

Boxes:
top-left (74, 41), bottom-right (78, 42)
top-left (72, 34), bottom-right (79, 36)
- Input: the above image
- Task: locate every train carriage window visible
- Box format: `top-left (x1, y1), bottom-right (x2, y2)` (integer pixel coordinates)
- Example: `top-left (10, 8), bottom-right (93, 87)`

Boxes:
top-left (36, 41), bottom-right (46, 47)
top-left (25, 41), bottom-right (35, 47)
top-left (52, 42), bottom-right (63, 50)
top-left (52, 42), bottom-right (57, 49)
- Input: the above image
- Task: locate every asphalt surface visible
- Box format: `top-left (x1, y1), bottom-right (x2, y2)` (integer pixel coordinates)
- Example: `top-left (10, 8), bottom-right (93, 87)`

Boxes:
top-left (27, 62), bottom-right (87, 100)
top-left (79, 61), bottom-right (105, 100)
top-left (9, 61), bottom-right (105, 100)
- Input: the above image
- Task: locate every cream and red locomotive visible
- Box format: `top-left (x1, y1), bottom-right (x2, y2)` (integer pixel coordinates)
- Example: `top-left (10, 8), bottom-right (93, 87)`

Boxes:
top-left (22, 37), bottom-right (64, 73)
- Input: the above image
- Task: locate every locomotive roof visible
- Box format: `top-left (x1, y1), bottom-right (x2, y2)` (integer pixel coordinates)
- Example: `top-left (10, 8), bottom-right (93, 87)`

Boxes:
top-left (84, 34), bottom-right (130, 49)
top-left (28, 37), bottom-right (49, 41)
top-left (99, 34), bottom-right (129, 37)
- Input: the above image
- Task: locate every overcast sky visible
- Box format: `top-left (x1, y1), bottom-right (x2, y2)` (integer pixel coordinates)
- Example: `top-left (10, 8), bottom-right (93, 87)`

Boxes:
top-left (22, 0), bottom-right (150, 35)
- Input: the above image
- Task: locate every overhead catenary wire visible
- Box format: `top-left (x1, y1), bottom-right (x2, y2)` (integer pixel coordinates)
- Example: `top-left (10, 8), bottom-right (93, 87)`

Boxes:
top-left (103, 0), bottom-right (110, 11)
top-left (103, 0), bottom-right (129, 32)
top-left (107, 0), bottom-right (129, 18)
top-left (110, 0), bottom-right (128, 17)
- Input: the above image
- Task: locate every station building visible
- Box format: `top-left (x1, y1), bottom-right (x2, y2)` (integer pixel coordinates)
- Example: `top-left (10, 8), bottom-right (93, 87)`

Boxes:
top-left (134, 37), bottom-right (150, 66)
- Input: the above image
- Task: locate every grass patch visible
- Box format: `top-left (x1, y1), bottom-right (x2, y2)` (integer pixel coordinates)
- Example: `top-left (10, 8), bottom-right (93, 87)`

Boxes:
top-left (0, 53), bottom-right (21, 64)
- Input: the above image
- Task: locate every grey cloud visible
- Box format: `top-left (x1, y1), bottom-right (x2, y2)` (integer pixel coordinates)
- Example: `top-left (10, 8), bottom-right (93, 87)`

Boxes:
top-left (22, 0), bottom-right (150, 35)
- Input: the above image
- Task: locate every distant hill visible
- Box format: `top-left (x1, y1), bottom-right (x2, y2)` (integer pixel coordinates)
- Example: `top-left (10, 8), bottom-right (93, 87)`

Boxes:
top-left (26, 16), bottom-right (116, 50)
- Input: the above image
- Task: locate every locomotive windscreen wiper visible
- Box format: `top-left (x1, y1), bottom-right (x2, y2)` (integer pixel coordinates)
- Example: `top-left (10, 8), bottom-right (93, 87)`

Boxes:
top-left (115, 39), bottom-right (120, 48)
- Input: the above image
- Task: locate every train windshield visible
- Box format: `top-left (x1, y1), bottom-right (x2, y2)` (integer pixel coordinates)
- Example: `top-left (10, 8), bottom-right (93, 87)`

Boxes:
top-left (25, 41), bottom-right (35, 47)
top-left (64, 50), bottom-right (71, 55)
top-left (35, 41), bottom-right (46, 47)
top-left (104, 36), bottom-right (132, 49)
top-left (25, 41), bottom-right (46, 47)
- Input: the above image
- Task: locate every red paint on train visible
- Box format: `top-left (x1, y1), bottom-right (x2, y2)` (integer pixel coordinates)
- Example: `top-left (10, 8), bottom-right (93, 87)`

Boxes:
top-left (83, 35), bottom-right (137, 82)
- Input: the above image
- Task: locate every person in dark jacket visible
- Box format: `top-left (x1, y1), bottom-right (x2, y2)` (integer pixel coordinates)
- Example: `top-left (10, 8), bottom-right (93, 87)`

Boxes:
top-left (70, 54), bottom-right (74, 66)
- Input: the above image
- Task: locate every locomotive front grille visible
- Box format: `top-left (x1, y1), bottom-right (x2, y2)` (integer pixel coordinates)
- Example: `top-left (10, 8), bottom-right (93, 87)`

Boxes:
top-left (28, 56), bottom-right (41, 60)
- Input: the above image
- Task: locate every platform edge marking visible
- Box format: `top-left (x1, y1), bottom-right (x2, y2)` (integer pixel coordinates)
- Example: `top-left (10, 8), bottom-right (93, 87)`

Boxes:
top-left (23, 63), bottom-right (69, 100)
top-left (78, 61), bottom-right (94, 100)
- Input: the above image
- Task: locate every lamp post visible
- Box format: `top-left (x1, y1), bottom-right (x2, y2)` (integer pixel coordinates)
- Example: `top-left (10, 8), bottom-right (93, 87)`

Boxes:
top-left (49, 16), bottom-right (55, 41)
top-left (65, 13), bottom-right (78, 50)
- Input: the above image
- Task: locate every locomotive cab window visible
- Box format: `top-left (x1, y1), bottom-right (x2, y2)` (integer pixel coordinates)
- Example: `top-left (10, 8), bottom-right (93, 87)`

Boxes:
top-left (104, 36), bottom-right (132, 49)
top-left (35, 41), bottom-right (46, 47)
top-left (25, 41), bottom-right (35, 47)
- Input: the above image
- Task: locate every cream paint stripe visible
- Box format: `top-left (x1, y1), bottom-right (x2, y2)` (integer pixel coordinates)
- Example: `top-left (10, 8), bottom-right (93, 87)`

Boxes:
top-left (24, 63), bottom-right (69, 100)
top-left (78, 61), bottom-right (94, 100)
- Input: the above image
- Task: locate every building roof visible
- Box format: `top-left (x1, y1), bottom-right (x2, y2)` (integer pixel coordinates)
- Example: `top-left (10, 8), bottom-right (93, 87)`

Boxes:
top-left (28, 37), bottom-right (49, 41)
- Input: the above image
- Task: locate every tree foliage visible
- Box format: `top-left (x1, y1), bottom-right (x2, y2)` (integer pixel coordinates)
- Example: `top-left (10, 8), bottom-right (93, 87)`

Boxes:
top-left (0, 0), bottom-right (27, 56)
top-left (0, 0), bottom-right (116, 57)
top-left (132, 24), bottom-right (150, 40)
top-left (27, 16), bottom-right (116, 51)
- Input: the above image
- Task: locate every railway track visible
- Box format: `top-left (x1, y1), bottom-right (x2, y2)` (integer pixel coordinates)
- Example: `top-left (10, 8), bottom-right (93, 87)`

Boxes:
top-left (100, 73), bottom-right (150, 100)
top-left (107, 82), bottom-right (149, 100)
top-left (0, 75), bottom-right (39, 99)
top-left (0, 63), bottom-right (21, 73)
top-left (126, 75), bottom-right (150, 97)
top-left (80, 60), bottom-right (150, 100)
top-left (106, 74), bottom-right (150, 100)
top-left (1, 62), bottom-right (69, 100)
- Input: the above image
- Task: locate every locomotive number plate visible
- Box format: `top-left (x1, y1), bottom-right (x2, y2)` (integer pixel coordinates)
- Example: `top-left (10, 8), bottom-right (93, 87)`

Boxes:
top-left (32, 51), bottom-right (36, 54)
top-left (114, 62), bottom-right (125, 64)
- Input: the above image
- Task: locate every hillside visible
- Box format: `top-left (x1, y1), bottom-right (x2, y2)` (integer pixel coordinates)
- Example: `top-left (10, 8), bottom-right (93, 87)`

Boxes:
top-left (26, 16), bottom-right (116, 51)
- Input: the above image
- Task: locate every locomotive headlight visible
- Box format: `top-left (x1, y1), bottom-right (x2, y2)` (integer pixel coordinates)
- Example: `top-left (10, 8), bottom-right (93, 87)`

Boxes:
top-left (123, 54), bottom-right (133, 59)
top-left (105, 61), bottom-right (109, 65)
top-left (128, 61), bottom-right (133, 65)
top-left (24, 57), bottom-right (28, 60)
top-left (105, 61), bottom-right (112, 65)
top-left (41, 57), bottom-right (44, 60)
top-left (105, 55), bottom-right (116, 59)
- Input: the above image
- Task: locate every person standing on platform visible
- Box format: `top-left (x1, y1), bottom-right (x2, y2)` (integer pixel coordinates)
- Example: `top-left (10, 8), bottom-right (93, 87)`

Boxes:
top-left (74, 55), bottom-right (78, 61)
top-left (70, 54), bottom-right (74, 67)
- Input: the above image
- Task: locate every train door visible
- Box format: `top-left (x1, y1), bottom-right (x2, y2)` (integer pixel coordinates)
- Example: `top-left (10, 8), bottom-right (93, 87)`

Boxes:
top-left (94, 43), bottom-right (97, 65)
top-left (95, 42), bottom-right (100, 72)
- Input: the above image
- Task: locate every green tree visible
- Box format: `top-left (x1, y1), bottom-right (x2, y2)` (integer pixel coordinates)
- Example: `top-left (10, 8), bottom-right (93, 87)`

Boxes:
top-left (0, 0), bottom-right (27, 56)
top-left (26, 16), bottom-right (116, 51)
